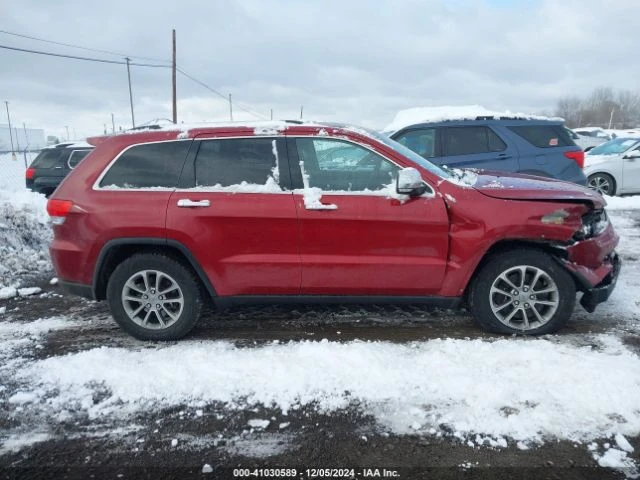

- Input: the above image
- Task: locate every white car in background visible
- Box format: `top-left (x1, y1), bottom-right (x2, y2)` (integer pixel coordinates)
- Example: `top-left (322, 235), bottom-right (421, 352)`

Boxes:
top-left (566, 128), bottom-right (605, 151)
top-left (574, 127), bottom-right (611, 141)
top-left (584, 138), bottom-right (640, 196)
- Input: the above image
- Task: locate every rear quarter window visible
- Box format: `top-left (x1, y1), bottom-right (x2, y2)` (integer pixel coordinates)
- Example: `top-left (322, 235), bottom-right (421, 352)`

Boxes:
top-left (68, 149), bottom-right (92, 169)
top-left (508, 125), bottom-right (575, 148)
top-left (99, 141), bottom-right (190, 189)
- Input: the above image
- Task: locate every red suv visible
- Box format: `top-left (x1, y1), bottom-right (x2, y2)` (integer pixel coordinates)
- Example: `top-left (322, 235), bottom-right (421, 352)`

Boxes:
top-left (47, 122), bottom-right (620, 340)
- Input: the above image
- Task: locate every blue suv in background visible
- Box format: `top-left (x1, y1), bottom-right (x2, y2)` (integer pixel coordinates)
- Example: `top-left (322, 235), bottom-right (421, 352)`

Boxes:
top-left (387, 118), bottom-right (587, 185)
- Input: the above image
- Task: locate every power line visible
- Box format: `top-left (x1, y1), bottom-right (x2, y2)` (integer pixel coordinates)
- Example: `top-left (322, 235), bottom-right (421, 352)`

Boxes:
top-left (176, 67), bottom-right (267, 119)
top-left (0, 44), bottom-right (170, 67)
top-left (1, 39), bottom-right (268, 120)
top-left (0, 28), bottom-right (169, 63)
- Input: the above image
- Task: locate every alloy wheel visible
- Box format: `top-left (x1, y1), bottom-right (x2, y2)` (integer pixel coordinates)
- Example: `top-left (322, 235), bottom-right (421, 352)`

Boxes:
top-left (489, 265), bottom-right (560, 331)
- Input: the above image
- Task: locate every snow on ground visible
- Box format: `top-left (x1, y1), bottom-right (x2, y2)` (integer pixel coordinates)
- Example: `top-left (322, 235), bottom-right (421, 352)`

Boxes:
top-left (4, 331), bottom-right (640, 446)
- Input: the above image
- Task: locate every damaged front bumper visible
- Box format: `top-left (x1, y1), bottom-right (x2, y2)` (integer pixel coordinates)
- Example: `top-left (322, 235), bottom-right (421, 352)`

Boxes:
top-left (556, 220), bottom-right (621, 313)
top-left (579, 251), bottom-right (621, 313)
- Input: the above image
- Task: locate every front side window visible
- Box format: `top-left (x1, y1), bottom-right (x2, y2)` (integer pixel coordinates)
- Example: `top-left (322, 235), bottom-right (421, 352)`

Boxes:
top-left (444, 127), bottom-right (506, 156)
top-left (296, 138), bottom-right (399, 192)
top-left (194, 138), bottom-right (281, 190)
top-left (394, 128), bottom-right (436, 158)
top-left (100, 141), bottom-right (190, 188)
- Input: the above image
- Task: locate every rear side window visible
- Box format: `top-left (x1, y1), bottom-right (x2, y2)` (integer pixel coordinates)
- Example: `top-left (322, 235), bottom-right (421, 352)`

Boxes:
top-left (30, 149), bottom-right (67, 169)
top-left (394, 128), bottom-right (436, 158)
top-left (100, 141), bottom-right (190, 188)
top-left (444, 127), bottom-right (506, 156)
top-left (68, 149), bottom-right (92, 169)
top-left (194, 138), bottom-right (280, 189)
top-left (508, 125), bottom-right (574, 148)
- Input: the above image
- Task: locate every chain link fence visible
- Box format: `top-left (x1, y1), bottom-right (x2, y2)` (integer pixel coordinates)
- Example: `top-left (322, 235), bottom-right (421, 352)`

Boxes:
top-left (0, 150), bottom-right (39, 192)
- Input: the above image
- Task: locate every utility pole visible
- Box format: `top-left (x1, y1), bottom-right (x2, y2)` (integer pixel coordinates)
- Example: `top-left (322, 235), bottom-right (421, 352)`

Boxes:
top-left (270, 108), bottom-right (273, 120)
top-left (608, 108), bottom-right (615, 129)
top-left (300, 105), bottom-right (303, 120)
top-left (4, 101), bottom-right (15, 154)
top-left (125, 57), bottom-right (135, 127)
top-left (111, 113), bottom-right (115, 133)
top-left (172, 29), bottom-right (177, 123)
top-left (104, 124), bottom-right (107, 135)
top-left (22, 123), bottom-right (29, 167)
top-left (228, 93), bottom-right (233, 121)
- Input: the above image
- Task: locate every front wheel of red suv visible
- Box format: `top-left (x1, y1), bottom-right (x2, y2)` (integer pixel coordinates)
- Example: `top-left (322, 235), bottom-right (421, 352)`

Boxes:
top-left (468, 249), bottom-right (576, 335)
top-left (106, 253), bottom-right (203, 340)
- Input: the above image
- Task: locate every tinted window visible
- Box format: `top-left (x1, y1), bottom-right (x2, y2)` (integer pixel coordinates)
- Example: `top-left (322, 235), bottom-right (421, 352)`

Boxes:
top-left (444, 127), bottom-right (506, 156)
top-left (68, 149), bottom-right (92, 168)
top-left (195, 138), bottom-right (279, 187)
top-left (296, 138), bottom-right (399, 191)
top-left (100, 141), bottom-right (190, 188)
top-left (508, 125), bottom-right (574, 148)
top-left (394, 128), bottom-right (436, 158)
top-left (31, 149), bottom-right (67, 169)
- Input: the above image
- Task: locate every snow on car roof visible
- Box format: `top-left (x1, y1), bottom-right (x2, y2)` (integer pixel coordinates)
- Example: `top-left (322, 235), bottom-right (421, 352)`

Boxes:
top-left (384, 105), bottom-right (562, 133)
top-left (44, 141), bottom-right (93, 149)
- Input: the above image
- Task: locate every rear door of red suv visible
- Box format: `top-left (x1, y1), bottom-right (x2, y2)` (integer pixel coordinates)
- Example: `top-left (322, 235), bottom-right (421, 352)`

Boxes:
top-left (165, 133), bottom-right (300, 296)
top-left (287, 132), bottom-right (450, 296)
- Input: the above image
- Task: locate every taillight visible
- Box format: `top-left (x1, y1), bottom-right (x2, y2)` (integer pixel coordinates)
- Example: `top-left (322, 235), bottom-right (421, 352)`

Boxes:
top-left (25, 168), bottom-right (35, 180)
top-left (46, 199), bottom-right (74, 225)
top-left (564, 150), bottom-right (584, 169)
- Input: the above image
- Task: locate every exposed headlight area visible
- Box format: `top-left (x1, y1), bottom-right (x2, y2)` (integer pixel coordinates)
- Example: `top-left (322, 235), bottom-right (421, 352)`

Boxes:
top-left (574, 209), bottom-right (609, 240)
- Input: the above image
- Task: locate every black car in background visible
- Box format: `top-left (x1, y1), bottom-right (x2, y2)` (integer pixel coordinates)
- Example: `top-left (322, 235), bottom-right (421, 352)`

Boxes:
top-left (26, 142), bottom-right (93, 196)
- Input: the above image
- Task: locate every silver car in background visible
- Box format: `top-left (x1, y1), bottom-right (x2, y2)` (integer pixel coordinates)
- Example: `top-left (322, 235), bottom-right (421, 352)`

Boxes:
top-left (584, 138), bottom-right (640, 195)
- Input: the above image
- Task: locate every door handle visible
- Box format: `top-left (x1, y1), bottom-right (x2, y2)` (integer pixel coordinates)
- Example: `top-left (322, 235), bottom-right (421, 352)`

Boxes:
top-left (177, 199), bottom-right (210, 208)
top-left (305, 203), bottom-right (338, 210)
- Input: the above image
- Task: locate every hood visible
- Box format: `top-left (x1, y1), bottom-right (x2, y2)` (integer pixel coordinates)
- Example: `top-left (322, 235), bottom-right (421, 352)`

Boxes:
top-left (471, 171), bottom-right (605, 208)
top-left (584, 154), bottom-right (619, 167)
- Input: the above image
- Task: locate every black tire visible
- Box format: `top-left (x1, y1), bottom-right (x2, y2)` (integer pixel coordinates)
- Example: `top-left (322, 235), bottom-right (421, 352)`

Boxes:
top-left (587, 173), bottom-right (616, 196)
top-left (468, 249), bottom-right (576, 335)
top-left (106, 253), bottom-right (203, 340)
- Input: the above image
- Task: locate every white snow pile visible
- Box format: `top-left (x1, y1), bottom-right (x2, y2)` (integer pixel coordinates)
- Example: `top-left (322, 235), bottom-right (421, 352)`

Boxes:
top-left (0, 152), bottom-right (52, 288)
top-left (384, 105), bottom-right (562, 133)
top-left (0, 188), bottom-right (51, 289)
top-left (5, 332), bottom-right (640, 447)
top-left (605, 194), bottom-right (640, 210)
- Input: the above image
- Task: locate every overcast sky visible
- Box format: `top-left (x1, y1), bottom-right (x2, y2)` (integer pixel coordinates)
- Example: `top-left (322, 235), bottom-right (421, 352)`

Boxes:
top-left (1, 0), bottom-right (639, 140)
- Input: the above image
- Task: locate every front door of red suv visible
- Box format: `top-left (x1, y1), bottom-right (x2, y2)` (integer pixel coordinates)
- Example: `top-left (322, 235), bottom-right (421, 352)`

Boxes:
top-left (166, 137), bottom-right (300, 296)
top-left (290, 137), bottom-right (449, 296)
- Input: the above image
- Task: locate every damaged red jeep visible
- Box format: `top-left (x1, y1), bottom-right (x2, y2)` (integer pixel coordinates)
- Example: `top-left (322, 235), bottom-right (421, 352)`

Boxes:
top-left (47, 122), bottom-right (620, 340)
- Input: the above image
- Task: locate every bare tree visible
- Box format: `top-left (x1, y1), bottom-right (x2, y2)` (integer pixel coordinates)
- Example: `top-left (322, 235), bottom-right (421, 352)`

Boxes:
top-left (555, 87), bottom-right (640, 128)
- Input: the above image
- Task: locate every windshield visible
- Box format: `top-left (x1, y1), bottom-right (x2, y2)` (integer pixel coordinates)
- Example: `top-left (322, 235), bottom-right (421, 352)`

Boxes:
top-left (365, 129), bottom-right (452, 179)
top-left (588, 138), bottom-right (639, 156)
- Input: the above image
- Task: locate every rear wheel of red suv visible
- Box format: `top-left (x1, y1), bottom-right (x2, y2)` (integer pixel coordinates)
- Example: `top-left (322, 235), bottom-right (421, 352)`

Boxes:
top-left (106, 253), bottom-right (203, 340)
top-left (468, 249), bottom-right (576, 335)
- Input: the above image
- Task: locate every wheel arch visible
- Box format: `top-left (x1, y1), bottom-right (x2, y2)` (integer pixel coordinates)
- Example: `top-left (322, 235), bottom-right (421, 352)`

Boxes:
top-left (464, 239), bottom-right (572, 302)
top-left (93, 238), bottom-right (216, 301)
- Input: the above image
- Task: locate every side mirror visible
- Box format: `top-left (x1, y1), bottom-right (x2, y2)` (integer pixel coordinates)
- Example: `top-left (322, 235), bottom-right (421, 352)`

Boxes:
top-left (396, 167), bottom-right (429, 197)
top-left (623, 151), bottom-right (640, 160)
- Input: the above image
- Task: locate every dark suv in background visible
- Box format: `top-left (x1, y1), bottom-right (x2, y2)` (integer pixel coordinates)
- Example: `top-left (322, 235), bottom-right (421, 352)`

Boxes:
top-left (387, 118), bottom-right (587, 185)
top-left (26, 142), bottom-right (93, 196)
